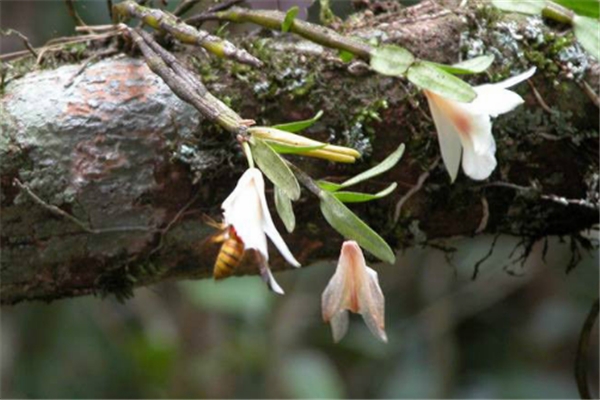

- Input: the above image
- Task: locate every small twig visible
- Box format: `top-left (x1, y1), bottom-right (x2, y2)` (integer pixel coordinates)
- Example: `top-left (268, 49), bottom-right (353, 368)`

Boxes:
top-left (1, 29), bottom-right (38, 57)
top-left (150, 190), bottom-right (201, 255)
top-left (107, 0), bottom-right (114, 20)
top-left (65, 0), bottom-right (88, 27)
top-left (173, 0), bottom-right (202, 17)
top-left (185, 0), bottom-right (244, 25)
top-left (75, 24), bottom-right (119, 33)
top-left (528, 80), bottom-right (555, 114)
top-left (287, 162), bottom-right (323, 197)
top-left (14, 178), bottom-right (151, 234)
top-left (580, 80), bottom-right (600, 108)
top-left (393, 157), bottom-right (440, 222)
top-left (481, 182), bottom-right (599, 211)
top-left (575, 298), bottom-right (599, 399)
top-left (35, 32), bottom-right (119, 66)
top-left (64, 47), bottom-right (118, 88)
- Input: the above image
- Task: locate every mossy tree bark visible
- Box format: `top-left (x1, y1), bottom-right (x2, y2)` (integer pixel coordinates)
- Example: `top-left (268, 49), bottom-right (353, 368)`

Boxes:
top-left (1, 2), bottom-right (598, 304)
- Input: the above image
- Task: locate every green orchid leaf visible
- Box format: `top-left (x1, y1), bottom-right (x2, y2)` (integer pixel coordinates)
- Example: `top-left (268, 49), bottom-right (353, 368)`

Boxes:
top-left (574, 15), bottom-right (600, 60)
top-left (333, 182), bottom-right (398, 203)
top-left (370, 44), bottom-right (415, 76)
top-left (317, 180), bottom-right (343, 192)
top-left (273, 110), bottom-right (324, 133)
top-left (338, 143), bottom-right (405, 189)
top-left (319, 192), bottom-right (395, 264)
top-left (251, 138), bottom-right (301, 200)
top-left (407, 61), bottom-right (477, 102)
top-left (491, 0), bottom-right (545, 15)
top-left (282, 6), bottom-right (299, 33)
top-left (266, 141), bottom-right (327, 154)
top-left (553, 0), bottom-right (599, 19)
top-left (274, 186), bottom-right (296, 233)
top-left (426, 54), bottom-right (495, 75)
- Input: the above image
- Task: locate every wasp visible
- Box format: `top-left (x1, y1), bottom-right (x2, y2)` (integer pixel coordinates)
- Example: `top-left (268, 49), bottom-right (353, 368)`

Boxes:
top-left (204, 217), bottom-right (245, 280)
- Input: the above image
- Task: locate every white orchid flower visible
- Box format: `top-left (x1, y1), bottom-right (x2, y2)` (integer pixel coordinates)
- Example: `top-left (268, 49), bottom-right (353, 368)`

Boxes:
top-left (424, 67), bottom-right (536, 182)
top-left (322, 241), bottom-right (387, 343)
top-left (222, 168), bottom-right (300, 294)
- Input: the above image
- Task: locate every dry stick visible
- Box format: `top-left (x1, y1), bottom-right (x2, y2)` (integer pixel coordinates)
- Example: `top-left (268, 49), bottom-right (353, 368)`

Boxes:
top-left (185, 0), bottom-right (245, 25)
top-left (196, 6), bottom-right (373, 59)
top-left (575, 298), bottom-right (599, 399)
top-left (135, 29), bottom-right (240, 123)
top-left (127, 27), bottom-right (243, 133)
top-left (393, 157), bottom-right (440, 222)
top-left (14, 179), bottom-right (152, 234)
top-left (107, 0), bottom-right (114, 20)
top-left (1, 29), bottom-right (38, 57)
top-left (113, 1), bottom-right (262, 67)
top-left (172, 0), bottom-right (203, 17)
top-left (65, 0), bottom-right (88, 27)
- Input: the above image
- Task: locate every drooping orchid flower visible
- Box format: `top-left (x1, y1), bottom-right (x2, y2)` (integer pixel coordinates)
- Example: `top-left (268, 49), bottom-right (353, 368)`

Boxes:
top-left (222, 168), bottom-right (300, 294)
top-left (322, 241), bottom-right (387, 343)
top-left (424, 67), bottom-right (536, 182)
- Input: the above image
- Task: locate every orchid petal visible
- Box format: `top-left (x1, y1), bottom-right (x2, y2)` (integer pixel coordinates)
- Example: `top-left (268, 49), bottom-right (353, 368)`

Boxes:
top-left (461, 136), bottom-right (497, 180)
top-left (252, 169), bottom-right (301, 267)
top-left (495, 67), bottom-right (536, 90)
top-left (473, 86), bottom-right (525, 118)
top-left (330, 311), bottom-right (349, 343)
top-left (425, 91), bottom-right (462, 182)
top-left (262, 267), bottom-right (285, 295)
top-left (360, 267), bottom-right (387, 343)
top-left (322, 267), bottom-right (345, 321)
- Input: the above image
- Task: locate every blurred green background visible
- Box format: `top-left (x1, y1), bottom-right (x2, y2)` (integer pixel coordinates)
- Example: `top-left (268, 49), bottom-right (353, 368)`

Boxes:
top-left (1, 0), bottom-right (599, 398)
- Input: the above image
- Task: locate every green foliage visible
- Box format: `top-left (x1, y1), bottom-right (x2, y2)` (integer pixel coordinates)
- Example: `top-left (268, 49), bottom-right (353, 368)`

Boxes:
top-left (573, 15), bottom-right (600, 60)
top-left (272, 110), bottom-right (324, 133)
top-left (274, 185), bottom-right (296, 232)
top-left (553, 0), bottom-right (600, 18)
top-left (370, 44), bottom-right (415, 76)
top-left (427, 54), bottom-right (495, 75)
top-left (491, 0), bottom-right (545, 15)
top-left (333, 183), bottom-right (398, 203)
top-left (319, 191), bottom-right (395, 264)
top-left (251, 138), bottom-right (301, 200)
top-left (281, 6), bottom-right (299, 33)
top-left (339, 49), bottom-right (355, 63)
top-left (281, 352), bottom-right (345, 398)
top-left (406, 62), bottom-right (477, 102)
top-left (318, 143), bottom-right (405, 191)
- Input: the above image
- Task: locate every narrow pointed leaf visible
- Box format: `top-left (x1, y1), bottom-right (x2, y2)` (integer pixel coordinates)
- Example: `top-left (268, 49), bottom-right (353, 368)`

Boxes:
top-left (274, 186), bottom-right (296, 233)
top-left (553, 0), bottom-right (599, 19)
top-left (370, 44), bottom-right (415, 76)
top-left (427, 54), bottom-right (495, 75)
top-left (266, 141), bottom-right (327, 154)
top-left (273, 110), bottom-right (324, 133)
top-left (317, 180), bottom-right (343, 192)
top-left (491, 0), bottom-right (545, 15)
top-left (338, 143), bottom-right (405, 189)
top-left (251, 138), bottom-right (301, 200)
top-left (282, 6), bottom-right (299, 33)
top-left (333, 183), bottom-right (398, 203)
top-left (574, 15), bottom-right (600, 60)
top-left (319, 192), bottom-right (395, 264)
top-left (407, 61), bottom-right (477, 102)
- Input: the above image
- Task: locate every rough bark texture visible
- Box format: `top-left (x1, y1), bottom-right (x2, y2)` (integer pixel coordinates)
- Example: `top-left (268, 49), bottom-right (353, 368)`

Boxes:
top-left (1, 2), bottom-right (598, 305)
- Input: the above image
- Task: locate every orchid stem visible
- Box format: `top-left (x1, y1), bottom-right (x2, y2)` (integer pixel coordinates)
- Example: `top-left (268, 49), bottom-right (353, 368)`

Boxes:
top-left (287, 162), bottom-right (323, 197)
top-left (193, 7), bottom-right (372, 59)
top-left (242, 141), bottom-right (254, 168)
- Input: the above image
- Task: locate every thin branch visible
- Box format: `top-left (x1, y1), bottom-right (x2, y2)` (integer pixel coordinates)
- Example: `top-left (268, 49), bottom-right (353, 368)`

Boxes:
top-left (65, 0), bottom-right (88, 27)
top-left (287, 162), bottom-right (323, 197)
top-left (124, 26), bottom-right (243, 133)
top-left (172, 0), bottom-right (203, 17)
top-left (528, 80), bottom-right (555, 114)
top-left (14, 179), bottom-right (152, 234)
top-left (185, 0), bottom-right (245, 25)
top-left (1, 29), bottom-right (38, 58)
top-left (575, 298), bottom-right (599, 399)
top-left (393, 157), bottom-right (440, 222)
top-left (107, 0), bottom-right (114, 20)
top-left (580, 80), bottom-right (600, 108)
